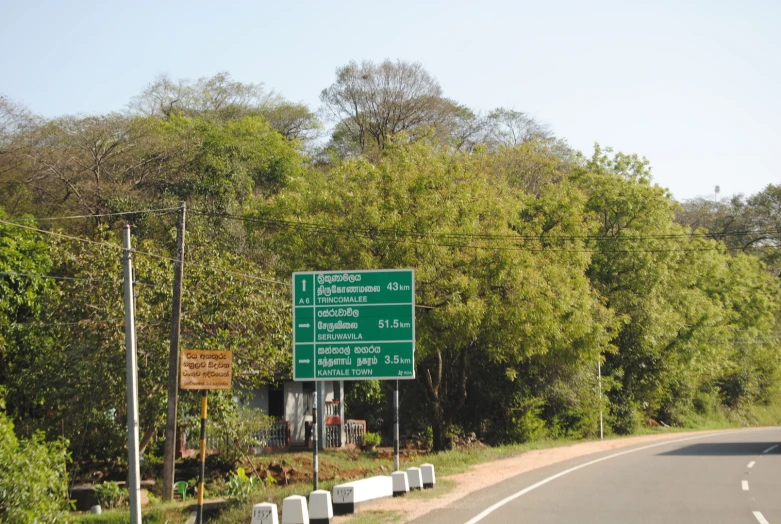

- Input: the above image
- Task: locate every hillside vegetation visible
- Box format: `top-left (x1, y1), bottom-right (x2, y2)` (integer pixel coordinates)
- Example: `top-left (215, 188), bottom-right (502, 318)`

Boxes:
top-left (1, 63), bottom-right (780, 496)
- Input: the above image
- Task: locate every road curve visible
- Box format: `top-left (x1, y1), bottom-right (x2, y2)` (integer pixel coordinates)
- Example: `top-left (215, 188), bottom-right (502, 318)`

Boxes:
top-left (408, 427), bottom-right (781, 524)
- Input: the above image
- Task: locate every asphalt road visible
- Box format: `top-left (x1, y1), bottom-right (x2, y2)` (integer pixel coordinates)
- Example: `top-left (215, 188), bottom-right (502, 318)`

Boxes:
top-left (409, 427), bottom-right (781, 524)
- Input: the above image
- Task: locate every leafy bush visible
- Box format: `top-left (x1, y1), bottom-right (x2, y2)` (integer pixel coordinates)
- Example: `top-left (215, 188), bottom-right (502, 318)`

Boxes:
top-left (223, 467), bottom-right (256, 504)
top-left (610, 400), bottom-right (641, 435)
top-left (363, 432), bottom-right (381, 447)
top-left (0, 389), bottom-right (71, 522)
top-left (93, 481), bottom-right (128, 509)
top-left (188, 403), bottom-right (275, 466)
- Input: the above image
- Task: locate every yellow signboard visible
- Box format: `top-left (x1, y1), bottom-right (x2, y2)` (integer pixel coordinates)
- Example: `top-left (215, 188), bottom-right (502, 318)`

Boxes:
top-left (180, 350), bottom-right (233, 390)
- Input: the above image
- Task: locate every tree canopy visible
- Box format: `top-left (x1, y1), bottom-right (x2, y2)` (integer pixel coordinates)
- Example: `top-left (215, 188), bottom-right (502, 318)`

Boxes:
top-left (0, 62), bottom-right (780, 465)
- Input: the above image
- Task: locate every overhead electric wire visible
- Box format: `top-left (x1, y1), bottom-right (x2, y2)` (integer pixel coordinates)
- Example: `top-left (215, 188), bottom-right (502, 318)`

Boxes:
top-left (0, 270), bottom-right (161, 288)
top-left (0, 270), bottom-right (123, 285)
top-left (191, 209), bottom-right (781, 243)
top-left (189, 212), bottom-right (776, 255)
top-left (0, 218), bottom-right (288, 287)
top-left (29, 207), bottom-right (181, 221)
top-left (0, 218), bottom-right (125, 250)
top-left (3, 206), bottom-right (779, 292)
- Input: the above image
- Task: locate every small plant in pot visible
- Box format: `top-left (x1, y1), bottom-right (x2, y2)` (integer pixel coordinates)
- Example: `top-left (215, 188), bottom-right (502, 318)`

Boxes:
top-left (362, 431), bottom-right (381, 451)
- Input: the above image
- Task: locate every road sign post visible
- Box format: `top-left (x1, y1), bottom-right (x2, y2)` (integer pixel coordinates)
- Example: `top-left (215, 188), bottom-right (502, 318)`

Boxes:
top-left (293, 269), bottom-right (415, 381)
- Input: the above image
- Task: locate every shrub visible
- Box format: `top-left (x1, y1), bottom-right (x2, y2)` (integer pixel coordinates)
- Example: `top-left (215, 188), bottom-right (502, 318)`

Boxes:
top-left (0, 390), bottom-right (71, 522)
top-left (93, 481), bottom-right (128, 509)
top-left (363, 432), bottom-right (381, 447)
top-left (223, 467), bottom-right (256, 504)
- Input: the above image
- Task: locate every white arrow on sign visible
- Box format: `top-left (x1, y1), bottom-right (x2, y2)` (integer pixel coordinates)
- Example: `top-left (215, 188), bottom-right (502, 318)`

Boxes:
top-left (298, 359), bottom-right (311, 364)
top-left (298, 323), bottom-right (311, 328)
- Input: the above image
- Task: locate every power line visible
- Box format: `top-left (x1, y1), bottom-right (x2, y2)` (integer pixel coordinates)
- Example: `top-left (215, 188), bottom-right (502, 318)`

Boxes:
top-left (0, 270), bottom-right (161, 288)
top-left (0, 270), bottom-right (122, 285)
top-left (0, 218), bottom-right (125, 250)
top-left (191, 209), bottom-right (781, 243)
top-left (29, 207), bottom-right (181, 222)
top-left (0, 218), bottom-right (290, 287)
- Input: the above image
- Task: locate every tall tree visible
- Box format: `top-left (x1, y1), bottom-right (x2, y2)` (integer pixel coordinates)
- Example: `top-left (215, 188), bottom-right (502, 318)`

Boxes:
top-left (320, 60), bottom-right (465, 157)
top-left (129, 72), bottom-right (321, 143)
top-left (677, 184), bottom-right (781, 274)
top-left (253, 142), bottom-right (614, 449)
top-left (578, 147), bottom-right (781, 430)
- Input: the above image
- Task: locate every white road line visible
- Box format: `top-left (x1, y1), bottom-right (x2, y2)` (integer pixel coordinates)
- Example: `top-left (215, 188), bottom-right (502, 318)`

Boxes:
top-left (742, 480), bottom-right (750, 491)
top-left (747, 461), bottom-right (756, 468)
top-left (753, 510), bottom-right (770, 524)
top-left (462, 429), bottom-right (768, 524)
top-left (762, 444), bottom-right (778, 454)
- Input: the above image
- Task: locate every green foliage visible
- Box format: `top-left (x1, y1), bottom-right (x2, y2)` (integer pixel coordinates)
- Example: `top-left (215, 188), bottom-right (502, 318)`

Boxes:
top-left (202, 403), bottom-right (276, 465)
top-left (0, 389), bottom-right (71, 523)
top-left (363, 432), bottom-right (381, 447)
top-left (93, 482), bottom-right (128, 510)
top-left (3, 68), bottom-right (781, 465)
top-left (224, 467), bottom-right (257, 504)
top-left (256, 141), bottom-right (616, 449)
top-left (159, 114), bottom-right (304, 204)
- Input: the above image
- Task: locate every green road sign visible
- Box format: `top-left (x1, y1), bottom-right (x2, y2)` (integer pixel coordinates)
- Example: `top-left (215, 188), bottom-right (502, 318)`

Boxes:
top-left (293, 269), bottom-right (415, 381)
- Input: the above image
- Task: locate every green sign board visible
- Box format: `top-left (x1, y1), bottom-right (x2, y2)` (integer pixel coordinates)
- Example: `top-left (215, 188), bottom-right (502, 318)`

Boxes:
top-left (293, 269), bottom-right (415, 381)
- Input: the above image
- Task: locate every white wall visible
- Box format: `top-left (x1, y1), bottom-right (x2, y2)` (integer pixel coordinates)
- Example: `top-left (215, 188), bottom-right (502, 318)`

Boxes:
top-left (284, 381), bottom-right (309, 442)
top-left (242, 386), bottom-right (269, 412)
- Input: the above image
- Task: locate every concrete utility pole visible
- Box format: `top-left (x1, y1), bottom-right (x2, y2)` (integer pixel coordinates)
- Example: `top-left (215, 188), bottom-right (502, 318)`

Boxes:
top-left (122, 225), bottom-right (142, 523)
top-left (163, 202), bottom-right (186, 500)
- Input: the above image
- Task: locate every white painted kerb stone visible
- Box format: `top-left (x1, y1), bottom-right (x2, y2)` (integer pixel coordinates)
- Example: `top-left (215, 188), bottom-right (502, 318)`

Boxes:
top-left (282, 495), bottom-right (309, 524)
top-left (406, 467), bottom-right (423, 490)
top-left (421, 463), bottom-right (436, 488)
top-left (308, 490), bottom-right (333, 524)
top-left (252, 502), bottom-right (279, 524)
top-left (392, 471), bottom-right (409, 496)
top-left (332, 475), bottom-right (393, 514)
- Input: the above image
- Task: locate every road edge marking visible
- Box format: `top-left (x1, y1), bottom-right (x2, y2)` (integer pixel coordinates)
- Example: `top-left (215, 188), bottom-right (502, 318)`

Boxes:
top-left (463, 428), bottom-right (771, 524)
top-left (753, 511), bottom-right (770, 524)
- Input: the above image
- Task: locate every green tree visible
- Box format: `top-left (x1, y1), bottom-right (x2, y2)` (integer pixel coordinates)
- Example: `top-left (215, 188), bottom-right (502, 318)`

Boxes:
top-left (254, 141), bottom-right (614, 449)
top-left (677, 184), bottom-right (781, 274)
top-left (0, 389), bottom-right (71, 523)
top-left (129, 72), bottom-right (321, 143)
top-left (1, 219), bottom-right (289, 461)
top-left (0, 207), bottom-right (53, 396)
top-left (578, 146), bottom-right (781, 430)
top-left (320, 60), bottom-right (466, 157)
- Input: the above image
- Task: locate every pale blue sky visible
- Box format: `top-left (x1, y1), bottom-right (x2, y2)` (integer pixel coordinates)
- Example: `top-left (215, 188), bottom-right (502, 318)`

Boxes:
top-left (2, 0), bottom-right (779, 201)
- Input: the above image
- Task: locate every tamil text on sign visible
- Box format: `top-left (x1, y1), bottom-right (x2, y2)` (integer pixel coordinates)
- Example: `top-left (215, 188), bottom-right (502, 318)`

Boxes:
top-left (293, 269), bottom-right (415, 381)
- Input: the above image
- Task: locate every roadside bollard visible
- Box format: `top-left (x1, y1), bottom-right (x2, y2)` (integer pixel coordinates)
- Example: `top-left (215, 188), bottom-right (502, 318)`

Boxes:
top-left (252, 502), bottom-right (279, 524)
top-left (421, 463), bottom-right (436, 489)
top-left (406, 467), bottom-right (423, 490)
top-left (282, 495), bottom-right (309, 524)
top-left (308, 489), bottom-right (333, 524)
top-left (392, 471), bottom-right (409, 497)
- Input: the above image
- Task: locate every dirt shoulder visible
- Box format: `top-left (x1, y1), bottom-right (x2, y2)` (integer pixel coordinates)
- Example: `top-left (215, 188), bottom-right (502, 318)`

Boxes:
top-left (338, 429), bottom-right (727, 523)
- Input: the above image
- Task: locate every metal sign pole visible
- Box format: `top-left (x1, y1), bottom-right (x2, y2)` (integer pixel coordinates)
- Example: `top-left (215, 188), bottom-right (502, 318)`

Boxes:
top-left (312, 383), bottom-right (319, 491)
top-left (394, 380), bottom-right (400, 471)
top-left (197, 391), bottom-right (208, 524)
